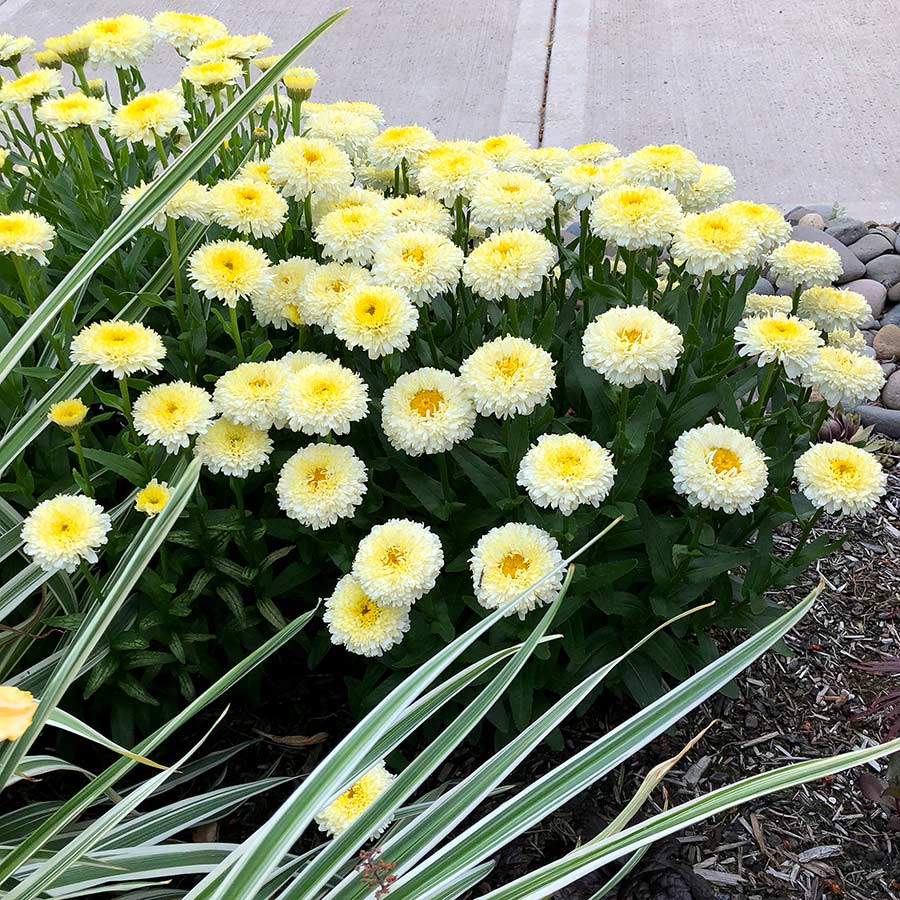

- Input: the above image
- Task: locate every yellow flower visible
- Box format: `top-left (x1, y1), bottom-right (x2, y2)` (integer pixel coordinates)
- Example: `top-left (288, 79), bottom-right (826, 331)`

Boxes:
top-left (0, 35), bottom-right (34, 65)
top-left (330, 100), bottom-right (384, 123)
top-left (671, 209), bottom-right (760, 275)
top-left (719, 200), bottom-right (791, 253)
top-left (296, 261), bottom-right (371, 334)
top-left (111, 90), bottom-right (188, 145)
top-left (267, 136), bottom-right (353, 201)
top-left (195, 418), bottom-right (273, 478)
top-left (469, 170), bottom-right (555, 231)
top-left (70, 320), bottom-right (166, 377)
top-left (381, 367), bottom-right (476, 456)
top-left (460, 335), bottom-right (555, 419)
top-left (462, 229), bottom-right (556, 301)
top-left (86, 15), bottom-right (154, 67)
top-left (316, 203), bottom-right (394, 266)
top-left (506, 146), bottom-right (574, 179)
top-left (189, 34), bottom-right (271, 63)
top-left (253, 53), bottom-right (283, 72)
top-left (134, 480), bottom-right (170, 516)
top-left (44, 28), bottom-right (93, 66)
top-left (35, 91), bottom-right (111, 130)
top-left (797, 286), bottom-right (871, 333)
top-left (279, 359), bottom-right (369, 436)
top-left (277, 443), bottom-right (367, 530)
top-left (323, 575), bottom-right (410, 657)
top-left (0, 68), bottom-right (61, 108)
top-left (48, 398), bottom-right (88, 430)
top-left (181, 58), bottom-right (243, 91)
top-left (281, 65), bottom-right (318, 100)
top-left (417, 147), bottom-right (494, 204)
top-left (239, 160), bottom-right (274, 183)
top-left (133, 382), bottom-right (214, 453)
top-left (589, 184), bottom-right (683, 250)
top-left (252, 257), bottom-right (318, 329)
top-left (212, 361), bottom-right (288, 430)
top-left (22, 494), bottom-right (111, 573)
top-left (767, 240), bottom-right (843, 288)
top-left (670, 423), bottom-right (769, 514)
top-left (795, 442), bottom-right (886, 515)
top-left (676, 164), bottom-right (736, 213)
top-left (371, 230), bottom-right (464, 305)
top-left (743, 292), bottom-right (792, 317)
top-left (478, 133), bottom-right (530, 164)
top-left (802, 346), bottom-right (885, 408)
top-left (0, 687), bottom-right (38, 741)
top-left (569, 141), bottom-right (620, 163)
top-left (208, 178), bottom-right (288, 239)
top-left (34, 50), bottom-right (62, 69)
top-left (121, 179), bottom-right (210, 231)
top-left (470, 523), bottom-right (564, 618)
top-left (306, 107), bottom-right (378, 160)
top-left (315, 762), bottom-right (395, 838)
top-left (622, 143), bottom-right (702, 193)
top-left (187, 240), bottom-right (272, 307)
top-left (368, 124), bottom-right (436, 169)
top-left (517, 433), bottom-right (617, 515)
top-left (152, 12), bottom-right (228, 55)
top-left (352, 518), bottom-right (443, 606)
top-left (332, 283), bottom-right (418, 358)
top-left (734, 313), bottom-right (823, 379)
top-left (0, 211), bottom-right (56, 265)
top-left (550, 161), bottom-right (618, 210)
top-left (383, 194), bottom-right (453, 236)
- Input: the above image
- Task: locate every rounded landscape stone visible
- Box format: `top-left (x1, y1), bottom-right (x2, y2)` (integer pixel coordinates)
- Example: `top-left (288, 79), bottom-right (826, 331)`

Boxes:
top-left (856, 404), bottom-right (900, 437)
top-left (882, 371), bottom-right (900, 410)
top-left (873, 324), bottom-right (900, 359)
top-left (791, 225), bottom-right (865, 284)
top-left (841, 278), bottom-right (887, 318)
top-left (866, 254), bottom-right (900, 289)
top-left (889, 281), bottom-right (900, 304)
top-left (847, 232), bottom-right (893, 263)
top-left (825, 216), bottom-right (868, 245)
top-left (881, 304), bottom-right (900, 327)
top-left (798, 212), bottom-right (825, 230)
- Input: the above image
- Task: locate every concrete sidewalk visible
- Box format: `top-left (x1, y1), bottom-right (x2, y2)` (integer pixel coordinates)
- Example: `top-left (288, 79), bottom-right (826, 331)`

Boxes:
top-left (7, 0), bottom-right (900, 219)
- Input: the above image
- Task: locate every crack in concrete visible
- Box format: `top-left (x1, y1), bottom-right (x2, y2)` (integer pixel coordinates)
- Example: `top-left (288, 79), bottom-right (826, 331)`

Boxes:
top-left (537, 0), bottom-right (560, 146)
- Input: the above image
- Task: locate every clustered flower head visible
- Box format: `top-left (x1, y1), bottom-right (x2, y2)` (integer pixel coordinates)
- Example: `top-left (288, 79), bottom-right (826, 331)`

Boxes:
top-left (36, 92), bottom-right (111, 130)
top-left (0, 211), bottom-right (56, 264)
top-left (133, 382), bottom-right (214, 452)
top-left (323, 574), bottom-right (410, 657)
top-left (314, 761), bottom-right (395, 838)
top-left (797, 286), bottom-right (871, 333)
top-left (590, 184), bottom-right (683, 250)
top-left (111, 90), bottom-right (188, 145)
top-left (802, 345), bottom-right (885, 408)
top-left (469, 171), bottom-right (555, 231)
top-left (0, 686), bottom-right (39, 742)
top-left (767, 240), bottom-right (843, 288)
top-left (734, 313), bottom-right (823, 379)
top-left (135, 480), bottom-right (170, 516)
top-left (252, 257), bottom-right (317, 329)
top-left (462, 229), bottom-right (555, 301)
top-left (794, 441), bottom-right (886, 515)
top-left (22, 494), bottom-right (111, 573)
top-left (671, 209), bottom-right (760, 276)
top-left (70, 320), bottom-right (166, 377)
top-left (195, 418), bottom-right (273, 478)
top-left (372, 230), bottom-right (463, 305)
top-left (188, 240), bottom-right (272, 307)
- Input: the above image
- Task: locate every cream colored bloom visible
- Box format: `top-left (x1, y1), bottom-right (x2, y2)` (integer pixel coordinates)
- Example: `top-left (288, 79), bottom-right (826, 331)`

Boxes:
top-left (469, 171), bottom-right (555, 231)
top-left (0, 35), bottom-right (34, 64)
top-left (517, 433), bottom-right (617, 515)
top-left (622, 143), bottom-right (702, 193)
top-left (315, 762), bottom-right (395, 838)
top-left (676, 164), bottom-right (736, 213)
top-left (470, 522), bottom-right (564, 619)
top-left (569, 141), bottom-right (620, 163)
top-left (802, 346), bottom-right (885, 408)
top-left (70, 320), bottom-right (165, 377)
top-left (0, 687), bottom-right (38, 741)
top-left (44, 29), bottom-right (93, 66)
top-left (460, 336), bottom-right (555, 418)
top-left (316, 203), bottom-right (394, 266)
top-left (306, 107), bottom-right (377, 160)
top-left (582, 306), bottom-right (683, 387)
top-left (268, 137), bottom-right (353, 201)
top-left (505, 146), bottom-right (574, 179)
top-left (195, 418), bottom-right (273, 477)
top-left (86, 15), bottom-right (154, 67)
top-left (551, 162), bottom-right (617, 210)
top-left (384, 194), bottom-right (453, 236)
top-left (719, 200), bottom-right (791, 253)
top-left (135, 480), bottom-right (170, 517)
top-left (743, 292), bottom-right (793, 317)
top-left (111, 90), bottom-right (188, 145)
top-left (208, 178), bottom-right (288, 239)
top-left (381, 367), bottom-right (476, 456)
top-left (279, 360), bottom-right (369, 436)
top-left (797, 286), bottom-right (871, 333)
top-left (278, 350), bottom-right (330, 373)
top-left (35, 92), bottom-right (110, 130)
top-left (462, 229), bottom-right (555, 301)
top-left (133, 382), bottom-right (214, 452)
top-left (281, 65), bottom-right (318, 100)
top-left (121, 179), bottom-right (210, 231)
top-left (590, 184), bottom-right (683, 250)
top-left (417, 147), bottom-right (494, 204)
top-left (181, 58), bottom-right (242, 91)
top-left (352, 518), bottom-right (443, 606)
top-left (187, 240), bottom-right (271, 307)
top-left (22, 494), bottom-right (111, 573)
top-left (478, 133), bottom-right (530, 164)
top-left (372, 230), bottom-right (463, 305)
top-left (794, 441), bottom-right (886, 515)
top-left (368, 124), bottom-right (436, 169)
top-left (189, 34), bottom-right (270, 63)
top-left (152, 12), bottom-right (227, 55)
top-left (333, 283), bottom-right (418, 358)
top-left (34, 50), bottom-right (62, 69)
top-left (670, 423), bottom-right (768, 514)
top-left (252, 257), bottom-right (318, 329)
top-left (330, 100), bottom-right (384, 122)
top-left (48, 398), bottom-right (88, 430)
top-left (0, 211), bottom-right (56, 264)
top-left (826, 328), bottom-right (867, 353)
top-left (239, 160), bottom-right (274, 183)
top-left (310, 187), bottom-right (385, 227)
top-left (767, 240), bottom-right (843, 288)
top-left (734, 313), bottom-right (823, 379)
top-left (323, 575), bottom-right (410, 657)
top-left (212, 361), bottom-right (288, 430)
top-left (297, 262), bottom-right (372, 333)
top-left (0, 68), bottom-right (61, 108)
top-left (671, 209), bottom-right (761, 276)
top-left (277, 443), bottom-right (367, 530)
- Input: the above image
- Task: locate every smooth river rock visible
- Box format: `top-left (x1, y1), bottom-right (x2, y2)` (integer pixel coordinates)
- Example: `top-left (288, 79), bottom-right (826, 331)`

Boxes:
top-left (873, 324), bottom-right (900, 359)
top-left (883, 371), bottom-right (900, 410)
top-left (865, 254), bottom-right (900, 289)
top-left (848, 232), bottom-right (893, 263)
top-left (825, 216), bottom-right (868, 245)
top-left (857, 404), bottom-right (900, 438)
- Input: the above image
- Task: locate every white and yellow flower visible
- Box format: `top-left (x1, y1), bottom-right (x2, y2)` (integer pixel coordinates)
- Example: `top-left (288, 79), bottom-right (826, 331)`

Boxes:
top-left (671, 209), bottom-right (760, 276)
top-left (719, 200), bottom-right (791, 253)
top-left (0, 68), bottom-right (61, 107)
top-left (767, 240), bottom-right (843, 288)
top-left (323, 575), bottom-right (410, 657)
top-left (469, 171), bottom-right (555, 231)
top-left (111, 90), bottom-right (188, 145)
top-left (208, 178), bottom-right (288, 239)
top-left (314, 762), bottom-right (395, 838)
top-left (0, 211), bottom-right (56, 265)
top-left (86, 15), bottom-right (153, 67)
top-left (133, 382), bottom-right (214, 452)
top-left (368, 124), bottom-right (436, 169)
top-left (70, 320), bottom-right (165, 377)
top-left (734, 313), bottom-right (823, 379)
top-left (332, 284), bottom-right (418, 358)
top-left (372, 230), bottom-right (463, 305)
top-left (134, 480), bottom-right (170, 517)
top-left (187, 240), bottom-right (271, 307)
top-left (676, 163), bottom-right (736, 213)
top-left (279, 359), bottom-right (369, 436)
top-left (212, 361), bottom-right (288, 430)
top-left (797, 286), bottom-right (871, 333)
top-left (0, 687), bottom-right (38, 741)
top-left (462, 229), bottom-right (555, 301)
top-left (794, 442), bottom-right (886, 515)
top-left (151, 12), bottom-right (227, 55)
top-left (383, 194), bottom-right (453, 236)
top-left (297, 262), bottom-right (372, 334)
top-left (802, 346), bottom-right (885, 408)
top-left (22, 494), bottom-right (111, 573)
top-left (35, 91), bottom-right (110, 130)
top-left (621, 143), bottom-right (702, 194)
top-left (743, 292), bottom-right (793, 317)
top-left (315, 203), bottom-right (394, 266)
top-left (195, 418), bottom-right (273, 478)
top-left (589, 184), bottom-right (683, 250)
top-left (417, 146), bottom-right (494, 204)
top-left (268, 137), bottom-right (353, 201)
top-left (48, 398), bottom-right (88, 430)
top-left (252, 257), bottom-right (318, 329)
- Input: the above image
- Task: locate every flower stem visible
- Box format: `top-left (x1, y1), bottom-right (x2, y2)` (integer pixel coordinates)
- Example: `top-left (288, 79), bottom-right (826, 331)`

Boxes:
top-left (228, 304), bottom-right (245, 360)
top-left (166, 217), bottom-right (186, 327)
top-left (437, 452), bottom-right (452, 504)
top-left (71, 428), bottom-right (92, 496)
top-left (153, 133), bottom-right (169, 170)
top-left (787, 508), bottom-right (823, 566)
top-left (11, 254), bottom-right (36, 311)
top-left (506, 295), bottom-right (520, 335)
top-left (79, 559), bottom-right (105, 604)
top-left (118, 376), bottom-right (141, 447)
top-left (291, 97), bottom-right (302, 136)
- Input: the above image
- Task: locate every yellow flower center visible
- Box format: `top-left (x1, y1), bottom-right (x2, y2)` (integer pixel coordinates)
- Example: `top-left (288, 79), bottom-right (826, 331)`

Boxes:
top-left (409, 388), bottom-right (444, 417)
top-left (501, 183), bottom-right (521, 194)
top-left (306, 466), bottom-right (329, 490)
top-left (500, 552), bottom-right (530, 579)
top-left (493, 238), bottom-right (518, 258)
top-left (617, 327), bottom-right (645, 348)
top-left (710, 448), bottom-right (741, 474)
top-left (382, 545), bottom-right (406, 568)
top-left (829, 458), bottom-right (857, 481)
top-left (128, 96), bottom-right (160, 116)
top-left (248, 377), bottom-right (271, 392)
top-left (303, 148), bottom-right (322, 164)
top-left (548, 449), bottom-right (584, 478)
top-left (238, 187), bottom-right (260, 202)
top-left (353, 597), bottom-right (382, 627)
top-left (0, 219), bottom-right (25, 238)
top-left (495, 355), bottom-right (521, 379)
top-left (354, 293), bottom-right (391, 328)
top-left (759, 318), bottom-right (801, 341)
top-left (401, 246), bottom-right (427, 266)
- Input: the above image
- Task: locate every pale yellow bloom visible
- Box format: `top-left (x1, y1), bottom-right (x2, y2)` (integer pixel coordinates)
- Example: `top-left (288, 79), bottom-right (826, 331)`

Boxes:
top-left (0, 687), bottom-right (38, 741)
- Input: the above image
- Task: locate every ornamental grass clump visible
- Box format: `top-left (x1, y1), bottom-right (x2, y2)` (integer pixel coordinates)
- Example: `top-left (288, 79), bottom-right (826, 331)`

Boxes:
top-left (0, 7), bottom-right (890, 750)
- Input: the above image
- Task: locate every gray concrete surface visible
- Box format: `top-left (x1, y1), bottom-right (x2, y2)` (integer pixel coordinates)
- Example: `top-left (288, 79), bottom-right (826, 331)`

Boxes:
top-left (5, 0), bottom-right (899, 220)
